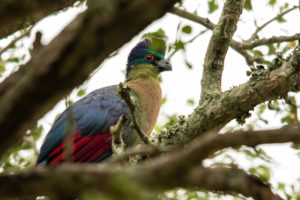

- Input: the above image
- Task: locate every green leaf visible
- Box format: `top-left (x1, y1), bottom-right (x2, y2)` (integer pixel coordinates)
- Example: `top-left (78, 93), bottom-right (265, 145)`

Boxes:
top-left (30, 125), bottom-right (44, 141)
top-left (165, 114), bottom-right (178, 126)
top-left (277, 16), bottom-right (287, 23)
top-left (77, 89), bottom-right (86, 97)
top-left (54, 113), bottom-right (62, 122)
top-left (6, 57), bottom-right (20, 63)
top-left (258, 104), bottom-right (267, 114)
top-left (267, 44), bottom-right (276, 55)
top-left (161, 96), bottom-right (167, 105)
top-left (174, 40), bottom-right (185, 50)
top-left (158, 76), bottom-right (162, 83)
top-left (244, 0), bottom-right (252, 10)
top-left (0, 64), bottom-right (5, 76)
top-left (252, 50), bottom-right (264, 57)
top-left (187, 99), bottom-right (195, 106)
top-left (68, 100), bottom-right (74, 105)
top-left (281, 114), bottom-right (296, 125)
top-left (249, 165), bottom-right (271, 182)
top-left (208, 0), bottom-right (219, 13)
top-left (268, 0), bottom-right (276, 6)
top-left (142, 28), bottom-right (167, 40)
top-left (279, 2), bottom-right (289, 11)
top-left (289, 41), bottom-right (297, 47)
top-left (182, 25), bottom-right (192, 34)
top-left (277, 182), bottom-right (286, 190)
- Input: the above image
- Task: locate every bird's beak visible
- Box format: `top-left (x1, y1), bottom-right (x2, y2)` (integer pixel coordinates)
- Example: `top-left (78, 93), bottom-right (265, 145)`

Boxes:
top-left (156, 59), bottom-right (172, 72)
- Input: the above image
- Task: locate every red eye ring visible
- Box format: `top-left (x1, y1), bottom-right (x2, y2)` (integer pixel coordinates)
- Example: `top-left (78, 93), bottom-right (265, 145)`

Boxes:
top-left (144, 53), bottom-right (154, 61)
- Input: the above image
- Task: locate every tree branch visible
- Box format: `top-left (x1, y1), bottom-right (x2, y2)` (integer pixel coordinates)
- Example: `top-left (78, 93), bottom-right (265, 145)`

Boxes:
top-left (3, 125), bottom-right (300, 199)
top-left (170, 7), bottom-right (264, 66)
top-left (235, 33), bottom-right (300, 50)
top-left (170, 7), bottom-right (215, 30)
top-left (0, 165), bottom-right (282, 200)
top-left (0, 26), bottom-right (32, 55)
top-left (118, 82), bottom-right (149, 144)
top-left (173, 126), bottom-right (300, 165)
top-left (171, 8), bottom-right (300, 65)
top-left (201, 0), bottom-right (245, 101)
top-left (184, 166), bottom-right (283, 200)
top-left (110, 115), bottom-right (127, 155)
top-left (246, 6), bottom-right (299, 42)
top-left (108, 144), bottom-right (177, 163)
top-left (0, 0), bottom-right (83, 40)
top-left (158, 45), bottom-right (300, 145)
top-left (0, 0), bottom-right (179, 157)
top-left (237, 49), bottom-right (266, 65)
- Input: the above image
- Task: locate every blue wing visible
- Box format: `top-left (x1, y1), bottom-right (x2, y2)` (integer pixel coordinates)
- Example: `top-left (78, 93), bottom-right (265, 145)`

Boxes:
top-left (37, 85), bottom-right (129, 165)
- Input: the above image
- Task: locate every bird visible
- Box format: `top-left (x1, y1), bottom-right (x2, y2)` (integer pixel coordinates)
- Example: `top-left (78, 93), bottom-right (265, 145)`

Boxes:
top-left (37, 37), bottom-right (172, 165)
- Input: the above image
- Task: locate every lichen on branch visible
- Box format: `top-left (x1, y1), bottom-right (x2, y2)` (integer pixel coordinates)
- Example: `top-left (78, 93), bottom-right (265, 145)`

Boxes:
top-left (200, 0), bottom-right (245, 101)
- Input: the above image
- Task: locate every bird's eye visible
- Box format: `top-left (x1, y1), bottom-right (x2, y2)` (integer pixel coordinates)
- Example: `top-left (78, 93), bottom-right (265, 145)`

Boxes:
top-left (144, 53), bottom-right (154, 61)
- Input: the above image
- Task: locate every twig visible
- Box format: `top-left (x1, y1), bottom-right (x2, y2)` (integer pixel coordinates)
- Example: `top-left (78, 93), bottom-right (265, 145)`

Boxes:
top-left (23, 135), bottom-right (39, 169)
top-left (166, 29), bottom-right (208, 60)
top-left (108, 144), bottom-right (177, 163)
top-left (170, 7), bottom-right (262, 66)
top-left (110, 115), bottom-right (127, 155)
top-left (246, 6), bottom-right (299, 42)
top-left (0, 26), bottom-right (32, 55)
top-left (170, 7), bottom-right (215, 29)
top-left (238, 49), bottom-right (266, 65)
top-left (284, 95), bottom-right (299, 123)
top-left (238, 33), bottom-right (300, 50)
top-left (170, 7), bottom-right (300, 65)
top-left (118, 82), bottom-right (149, 144)
top-left (32, 31), bottom-right (42, 50)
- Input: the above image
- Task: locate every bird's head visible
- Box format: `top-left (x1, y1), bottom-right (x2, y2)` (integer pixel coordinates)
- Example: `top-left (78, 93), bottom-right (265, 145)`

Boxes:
top-left (126, 37), bottom-right (172, 79)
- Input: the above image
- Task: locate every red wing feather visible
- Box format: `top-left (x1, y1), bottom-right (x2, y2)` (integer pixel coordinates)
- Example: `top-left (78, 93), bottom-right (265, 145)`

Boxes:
top-left (48, 130), bottom-right (111, 165)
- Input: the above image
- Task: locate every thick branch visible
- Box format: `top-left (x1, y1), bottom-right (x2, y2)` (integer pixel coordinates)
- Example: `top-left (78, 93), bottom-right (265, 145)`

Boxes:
top-left (171, 126), bottom-right (300, 164)
top-left (184, 166), bottom-right (282, 200)
top-left (0, 165), bottom-right (281, 200)
top-left (2, 126), bottom-right (299, 199)
top-left (108, 144), bottom-right (177, 163)
top-left (159, 46), bottom-right (300, 145)
top-left (201, 0), bottom-right (245, 100)
top-left (0, 0), bottom-right (179, 156)
top-left (0, 0), bottom-right (83, 39)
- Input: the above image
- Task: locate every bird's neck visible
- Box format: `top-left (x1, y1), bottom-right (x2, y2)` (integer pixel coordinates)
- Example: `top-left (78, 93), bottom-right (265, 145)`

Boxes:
top-left (125, 64), bottom-right (159, 82)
